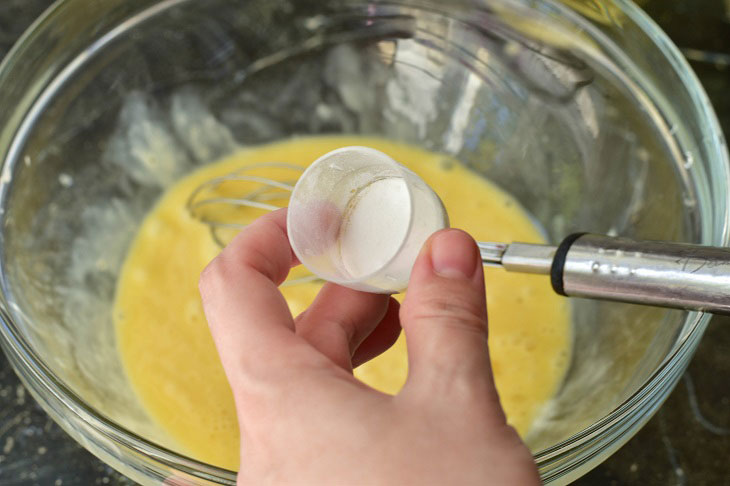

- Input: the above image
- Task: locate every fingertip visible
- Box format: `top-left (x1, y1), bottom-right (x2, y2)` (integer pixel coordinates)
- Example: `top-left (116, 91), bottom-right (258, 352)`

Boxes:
top-left (198, 255), bottom-right (220, 302)
top-left (295, 283), bottom-right (392, 370)
top-left (406, 229), bottom-right (485, 310)
top-left (218, 209), bottom-right (296, 285)
top-left (352, 297), bottom-right (402, 368)
top-left (271, 207), bottom-right (302, 266)
top-left (430, 229), bottom-right (481, 280)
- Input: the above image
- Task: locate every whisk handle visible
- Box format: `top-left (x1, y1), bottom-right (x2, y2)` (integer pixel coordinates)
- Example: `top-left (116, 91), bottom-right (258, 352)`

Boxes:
top-left (551, 233), bottom-right (730, 315)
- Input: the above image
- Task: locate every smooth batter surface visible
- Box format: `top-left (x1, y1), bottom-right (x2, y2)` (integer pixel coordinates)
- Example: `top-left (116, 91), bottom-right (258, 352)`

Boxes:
top-left (114, 136), bottom-right (571, 470)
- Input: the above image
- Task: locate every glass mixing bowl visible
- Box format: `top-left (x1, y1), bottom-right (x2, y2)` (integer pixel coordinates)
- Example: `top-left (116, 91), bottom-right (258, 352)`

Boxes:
top-left (0, 0), bottom-right (727, 484)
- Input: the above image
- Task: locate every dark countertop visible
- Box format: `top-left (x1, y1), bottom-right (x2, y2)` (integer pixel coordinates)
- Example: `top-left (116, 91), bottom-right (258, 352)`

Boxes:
top-left (0, 1), bottom-right (728, 485)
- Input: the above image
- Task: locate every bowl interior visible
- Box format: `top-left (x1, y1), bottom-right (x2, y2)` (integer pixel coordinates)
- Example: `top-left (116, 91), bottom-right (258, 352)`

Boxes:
top-left (0, 0), bottom-right (720, 478)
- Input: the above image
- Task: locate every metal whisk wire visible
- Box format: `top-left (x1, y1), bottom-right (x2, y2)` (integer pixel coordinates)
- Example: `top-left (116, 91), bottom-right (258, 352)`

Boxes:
top-left (186, 161), bottom-right (304, 229)
top-left (186, 162), bottom-right (320, 285)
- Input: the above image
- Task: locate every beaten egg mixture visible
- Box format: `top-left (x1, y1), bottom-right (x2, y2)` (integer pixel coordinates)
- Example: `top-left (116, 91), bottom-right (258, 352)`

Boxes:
top-left (114, 136), bottom-right (571, 469)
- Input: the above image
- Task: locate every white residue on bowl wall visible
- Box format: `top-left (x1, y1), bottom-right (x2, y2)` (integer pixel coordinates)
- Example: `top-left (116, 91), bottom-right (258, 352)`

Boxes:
top-left (52, 88), bottom-right (239, 451)
top-left (384, 42), bottom-right (441, 139)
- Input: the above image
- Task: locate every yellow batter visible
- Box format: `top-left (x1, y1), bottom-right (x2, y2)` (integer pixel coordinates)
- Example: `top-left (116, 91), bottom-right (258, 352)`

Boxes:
top-left (114, 136), bottom-right (571, 470)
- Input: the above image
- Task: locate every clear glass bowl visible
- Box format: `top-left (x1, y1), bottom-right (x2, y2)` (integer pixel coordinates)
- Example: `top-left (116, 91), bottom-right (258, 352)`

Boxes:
top-left (0, 0), bottom-right (727, 484)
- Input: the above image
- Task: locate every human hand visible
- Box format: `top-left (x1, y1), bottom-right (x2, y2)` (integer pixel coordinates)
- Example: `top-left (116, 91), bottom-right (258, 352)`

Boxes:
top-left (199, 208), bottom-right (540, 485)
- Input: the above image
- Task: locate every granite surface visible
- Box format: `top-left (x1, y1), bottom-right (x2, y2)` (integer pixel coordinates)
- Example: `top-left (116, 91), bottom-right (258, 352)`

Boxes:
top-left (0, 1), bottom-right (728, 485)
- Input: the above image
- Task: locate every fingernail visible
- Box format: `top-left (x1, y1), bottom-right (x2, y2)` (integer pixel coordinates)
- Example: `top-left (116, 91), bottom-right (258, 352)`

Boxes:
top-left (430, 229), bottom-right (479, 279)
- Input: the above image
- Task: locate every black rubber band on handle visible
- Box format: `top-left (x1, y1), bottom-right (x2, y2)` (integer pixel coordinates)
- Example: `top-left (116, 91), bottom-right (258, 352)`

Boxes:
top-left (551, 233), bottom-right (588, 296)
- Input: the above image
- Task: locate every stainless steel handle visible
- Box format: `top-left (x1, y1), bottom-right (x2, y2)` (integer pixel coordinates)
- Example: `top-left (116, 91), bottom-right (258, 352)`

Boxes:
top-left (478, 234), bottom-right (730, 315)
top-left (558, 234), bottom-right (730, 315)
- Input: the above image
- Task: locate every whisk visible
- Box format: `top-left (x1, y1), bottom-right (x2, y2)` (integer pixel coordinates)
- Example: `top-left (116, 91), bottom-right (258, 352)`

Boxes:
top-left (187, 160), bottom-right (730, 315)
top-left (187, 161), bottom-right (304, 248)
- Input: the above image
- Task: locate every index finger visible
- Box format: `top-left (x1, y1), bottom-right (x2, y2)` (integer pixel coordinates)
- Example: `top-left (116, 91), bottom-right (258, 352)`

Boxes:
top-left (198, 208), bottom-right (312, 386)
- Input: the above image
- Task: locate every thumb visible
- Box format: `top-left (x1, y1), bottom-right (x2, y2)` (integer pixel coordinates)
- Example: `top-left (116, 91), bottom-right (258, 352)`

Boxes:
top-left (400, 230), bottom-right (503, 414)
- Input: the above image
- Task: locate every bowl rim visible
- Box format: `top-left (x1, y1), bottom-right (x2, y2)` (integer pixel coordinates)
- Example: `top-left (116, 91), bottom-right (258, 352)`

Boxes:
top-left (0, 0), bottom-right (728, 482)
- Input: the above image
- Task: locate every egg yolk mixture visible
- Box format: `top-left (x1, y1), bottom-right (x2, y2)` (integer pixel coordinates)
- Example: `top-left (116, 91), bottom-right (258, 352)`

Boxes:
top-left (114, 136), bottom-right (571, 470)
